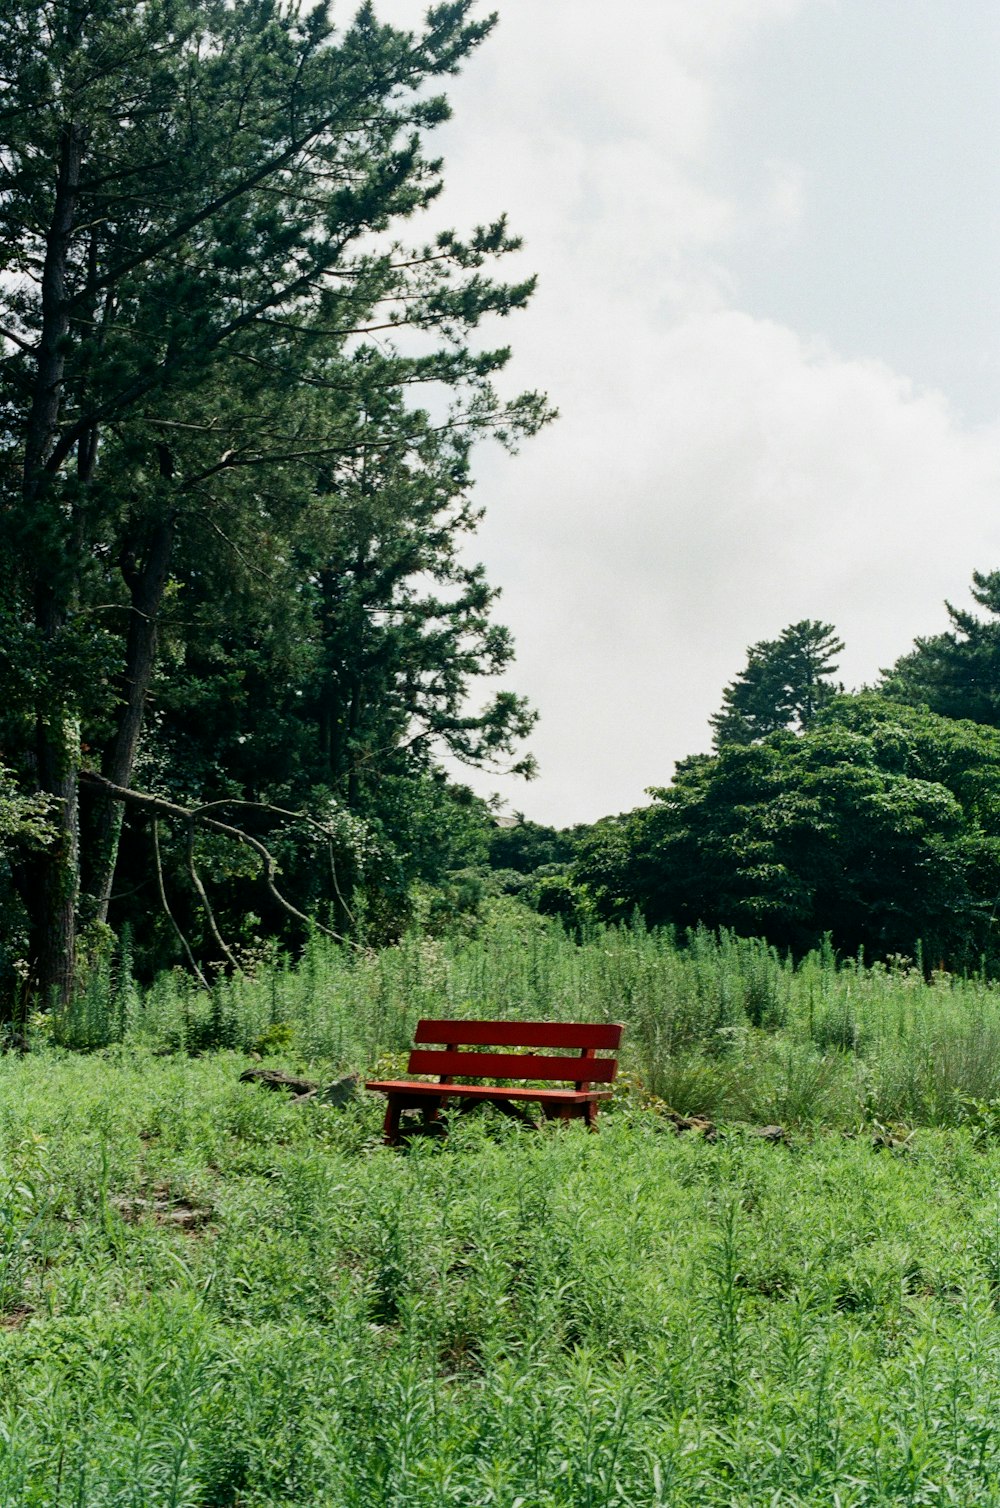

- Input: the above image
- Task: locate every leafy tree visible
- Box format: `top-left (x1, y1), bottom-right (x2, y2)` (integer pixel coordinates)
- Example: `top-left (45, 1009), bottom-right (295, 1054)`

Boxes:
top-left (0, 0), bottom-right (549, 1006)
top-left (711, 620), bottom-right (844, 748)
top-left (881, 570), bottom-right (1000, 726)
top-left (0, 769), bottom-right (50, 847)
top-left (118, 376), bottom-right (539, 961)
top-left (578, 696), bottom-right (1000, 969)
top-left (487, 816), bottom-right (574, 874)
top-left (0, 765), bottom-right (55, 1012)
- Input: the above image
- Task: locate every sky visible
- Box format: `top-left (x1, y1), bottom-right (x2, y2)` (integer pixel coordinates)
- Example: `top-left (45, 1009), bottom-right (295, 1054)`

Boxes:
top-left (374, 0), bottom-right (1000, 826)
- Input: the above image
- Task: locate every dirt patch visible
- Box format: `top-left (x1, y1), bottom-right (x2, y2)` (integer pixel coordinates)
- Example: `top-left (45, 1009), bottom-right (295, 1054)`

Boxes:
top-left (111, 1184), bottom-right (212, 1230)
top-left (0, 1304), bottom-right (33, 1330)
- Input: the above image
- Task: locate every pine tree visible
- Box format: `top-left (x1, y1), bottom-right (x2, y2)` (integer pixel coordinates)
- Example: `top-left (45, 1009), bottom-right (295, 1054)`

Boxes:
top-left (711, 621), bottom-right (844, 748)
top-left (881, 570), bottom-right (1000, 726)
top-left (0, 0), bottom-right (549, 1007)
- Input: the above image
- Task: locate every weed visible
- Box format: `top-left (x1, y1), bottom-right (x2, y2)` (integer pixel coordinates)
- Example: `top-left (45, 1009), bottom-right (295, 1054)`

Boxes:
top-left (8, 919), bottom-right (1000, 1500)
top-left (1, 1051), bottom-right (1000, 1502)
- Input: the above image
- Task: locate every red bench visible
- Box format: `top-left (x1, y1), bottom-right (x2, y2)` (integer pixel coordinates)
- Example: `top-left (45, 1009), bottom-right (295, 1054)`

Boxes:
top-left (365, 1018), bottom-right (624, 1145)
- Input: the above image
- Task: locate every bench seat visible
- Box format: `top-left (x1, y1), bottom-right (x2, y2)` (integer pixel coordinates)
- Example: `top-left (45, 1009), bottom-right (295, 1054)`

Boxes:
top-left (364, 1079), bottom-right (613, 1104)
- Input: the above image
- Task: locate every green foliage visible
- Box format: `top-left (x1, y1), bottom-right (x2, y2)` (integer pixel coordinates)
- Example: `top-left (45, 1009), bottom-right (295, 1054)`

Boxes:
top-left (530, 871), bottom-right (596, 931)
top-left (34, 907), bottom-right (1000, 1130)
top-left (0, 767), bottom-right (53, 855)
top-left (0, 0), bottom-right (549, 999)
top-left (579, 694), bottom-right (1000, 969)
top-left (0, 768), bottom-right (56, 1011)
top-left (488, 816), bottom-right (575, 873)
top-left (711, 619), bottom-right (844, 747)
top-left (7, 915), bottom-right (1000, 1499)
top-left (882, 568), bottom-right (1000, 724)
top-left (6, 1014), bottom-right (1000, 1502)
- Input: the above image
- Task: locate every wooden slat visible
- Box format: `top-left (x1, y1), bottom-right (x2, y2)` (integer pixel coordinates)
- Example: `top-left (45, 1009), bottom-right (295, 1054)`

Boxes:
top-left (405, 1049), bottom-right (617, 1083)
top-left (365, 1079), bottom-right (613, 1102)
top-left (413, 1019), bottom-right (622, 1051)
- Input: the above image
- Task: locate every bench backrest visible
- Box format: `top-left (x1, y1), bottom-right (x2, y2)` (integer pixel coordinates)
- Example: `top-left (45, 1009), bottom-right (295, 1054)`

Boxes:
top-left (408, 1019), bottom-right (623, 1088)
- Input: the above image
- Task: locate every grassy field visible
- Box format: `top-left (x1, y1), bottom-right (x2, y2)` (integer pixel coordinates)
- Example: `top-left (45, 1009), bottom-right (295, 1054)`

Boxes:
top-left (6, 916), bottom-right (1000, 1504)
top-left (52, 909), bottom-right (1000, 1128)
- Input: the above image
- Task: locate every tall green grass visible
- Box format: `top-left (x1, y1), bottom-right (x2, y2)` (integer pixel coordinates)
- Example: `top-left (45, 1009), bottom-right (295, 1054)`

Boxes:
top-left (47, 905), bottom-right (1000, 1127)
top-left (3, 1053), bottom-right (1000, 1505)
top-left (13, 914), bottom-right (1000, 1502)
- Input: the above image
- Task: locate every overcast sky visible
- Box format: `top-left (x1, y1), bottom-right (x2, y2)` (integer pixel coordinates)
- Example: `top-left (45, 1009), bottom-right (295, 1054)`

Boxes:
top-left (376, 0), bottom-right (1000, 826)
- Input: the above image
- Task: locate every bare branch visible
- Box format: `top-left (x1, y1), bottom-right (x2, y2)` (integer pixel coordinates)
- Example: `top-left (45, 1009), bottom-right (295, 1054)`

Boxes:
top-left (328, 842), bottom-right (357, 931)
top-left (153, 819), bottom-right (209, 987)
top-left (197, 515), bottom-right (276, 582)
top-left (81, 772), bottom-right (360, 951)
top-left (185, 823), bottom-right (243, 975)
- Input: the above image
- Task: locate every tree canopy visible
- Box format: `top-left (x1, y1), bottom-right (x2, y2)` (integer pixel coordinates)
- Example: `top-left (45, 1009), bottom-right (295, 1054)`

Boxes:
top-left (8, 0), bottom-right (1000, 1006)
top-left (0, 0), bottom-right (550, 1005)
top-left (577, 695), bottom-right (1000, 970)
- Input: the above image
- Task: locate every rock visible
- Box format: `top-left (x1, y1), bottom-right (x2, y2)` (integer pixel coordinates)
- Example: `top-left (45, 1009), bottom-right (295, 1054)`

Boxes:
top-left (751, 1124), bottom-right (788, 1144)
top-left (0, 1304), bottom-right (32, 1329)
top-left (110, 1193), bottom-right (211, 1228)
top-left (161, 1203), bottom-right (210, 1228)
top-left (238, 1068), bottom-right (318, 1095)
top-left (314, 1073), bottom-right (360, 1106)
top-left (665, 1110), bottom-right (717, 1141)
top-left (290, 1073), bottom-right (360, 1107)
top-left (240, 1067), bottom-right (360, 1109)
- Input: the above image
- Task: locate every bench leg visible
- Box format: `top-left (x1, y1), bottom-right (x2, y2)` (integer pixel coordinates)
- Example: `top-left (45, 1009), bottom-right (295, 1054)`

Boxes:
top-left (541, 1102), bottom-right (576, 1125)
top-left (540, 1101), bottom-right (600, 1130)
top-left (383, 1094), bottom-right (403, 1147)
top-left (422, 1097), bottom-right (448, 1132)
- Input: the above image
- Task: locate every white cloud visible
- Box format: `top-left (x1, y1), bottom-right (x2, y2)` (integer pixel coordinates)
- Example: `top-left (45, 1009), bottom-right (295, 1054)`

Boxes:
top-left (372, 1), bottom-right (1000, 824)
top-left (466, 313), bottom-right (1000, 822)
top-left (760, 159), bottom-right (805, 237)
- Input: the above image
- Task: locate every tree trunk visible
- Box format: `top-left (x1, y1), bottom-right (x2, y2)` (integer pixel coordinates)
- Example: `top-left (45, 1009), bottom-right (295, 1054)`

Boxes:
top-left (25, 718), bottom-right (81, 1010)
top-left (19, 123), bottom-right (84, 1009)
top-left (347, 678), bottom-right (362, 809)
top-left (81, 511), bottom-right (176, 925)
